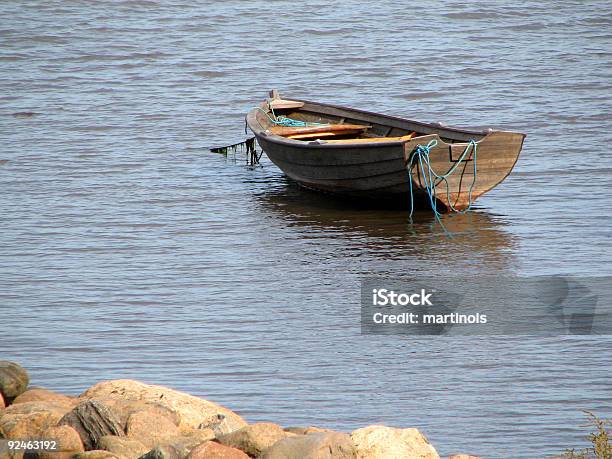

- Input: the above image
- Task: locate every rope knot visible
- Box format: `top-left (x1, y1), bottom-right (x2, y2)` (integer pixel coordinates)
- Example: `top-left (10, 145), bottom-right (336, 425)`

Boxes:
top-left (415, 139), bottom-right (438, 156)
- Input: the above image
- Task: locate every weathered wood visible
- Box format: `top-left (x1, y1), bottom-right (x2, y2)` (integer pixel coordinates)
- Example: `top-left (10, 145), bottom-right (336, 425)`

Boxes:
top-left (270, 123), bottom-right (370, 137)
top-left (269, 99), bottom-right (305, 110)
top-left (403, 132), bottom-right (524, 210)
top-left (288, 130), bottom-right (363, 140)
top-left (325, 133), bottom-right (416, 143)
top-left (59, 400), bottom-right (124, 450)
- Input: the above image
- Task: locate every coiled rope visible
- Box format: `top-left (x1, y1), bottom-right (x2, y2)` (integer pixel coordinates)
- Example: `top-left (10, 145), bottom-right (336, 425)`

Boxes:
top-left (407, 139), bottom-right (478, 220)
top-left (254, 106), bottom-right (329, 128)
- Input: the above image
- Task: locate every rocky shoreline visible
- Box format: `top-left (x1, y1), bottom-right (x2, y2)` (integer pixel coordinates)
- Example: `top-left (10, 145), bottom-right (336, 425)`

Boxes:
top-left (1, 361), bottom-right (480, 459)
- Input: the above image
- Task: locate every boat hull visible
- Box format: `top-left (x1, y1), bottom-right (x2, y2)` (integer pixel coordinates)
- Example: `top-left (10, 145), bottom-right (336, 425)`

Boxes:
top-left (256, 135), bottom-right (410, 199)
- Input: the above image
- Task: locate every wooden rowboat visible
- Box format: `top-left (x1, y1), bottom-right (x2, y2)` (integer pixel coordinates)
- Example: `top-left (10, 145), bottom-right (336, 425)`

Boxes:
top-left (246, 90), bottom-right (526, 212)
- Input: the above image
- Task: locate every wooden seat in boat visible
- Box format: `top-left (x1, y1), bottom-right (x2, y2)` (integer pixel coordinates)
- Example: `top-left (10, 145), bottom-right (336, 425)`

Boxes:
top-left (324, 132), bottom-right (417, 143)
top-left (269, 99), bottom-right (305, 110)
top-left (287, 130), bottom-right (365, 140)
top-left (271, 123), bottom-right (371, 139)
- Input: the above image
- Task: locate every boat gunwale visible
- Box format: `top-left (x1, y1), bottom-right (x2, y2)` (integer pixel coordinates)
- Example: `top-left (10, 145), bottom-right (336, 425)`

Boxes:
top-left (247, 96), bottom-right (526, 150)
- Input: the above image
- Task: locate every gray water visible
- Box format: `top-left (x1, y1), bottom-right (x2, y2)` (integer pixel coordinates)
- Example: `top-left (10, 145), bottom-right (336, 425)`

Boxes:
top-left (1, 1), bottom-right (611, 457)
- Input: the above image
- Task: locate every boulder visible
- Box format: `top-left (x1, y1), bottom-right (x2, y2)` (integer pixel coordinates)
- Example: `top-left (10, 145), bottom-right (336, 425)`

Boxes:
top-left (0, 361), bottom-right (30, 401)
top-left (80, 381), bottom-right (245, 433)
top-left (217, 422), bottom-right (287, 457)
top-left (12, 390), bottom-right (75, 407)
top-left (187, 442), bottom-right (249, 459)
top-left (58, 400), bottom-right (124, 450)
top-left (0, 451), bottom-right (24, 459)
top-left (23, 425), bottom-right (85, 459)
top-left (351, 425), bottom-right (439, 459)
top-left (23, 453), bottom-right (73, 459)
top-left (125, 410), bottom-right (180, 449)
top-left (98, 436), bottom-right (148, 459)
top-left (71, 451), bottom-right (121, 459)
top-left (283, 427), bottom-right (329, 435)
top-left (262, 432), bottom-right (356, 459)
top-left (177, 427), bottom-right (215, 444)
top-left (45, 424), bottom-right (84, 451)
top-left (137, 446), bottom-right (180, 459)
top-left (0, 402), bottom-right (73, 440)
top-left (196, 414), bottom-right (237, 437)
top-left (157, 430), bottom-right (215, 457)
top-left (1, 391), bottom-right (5, 408)
top-left (81, 399), bottom-right (180, 431)
top-left (1, 411), bottom-right (56, 440)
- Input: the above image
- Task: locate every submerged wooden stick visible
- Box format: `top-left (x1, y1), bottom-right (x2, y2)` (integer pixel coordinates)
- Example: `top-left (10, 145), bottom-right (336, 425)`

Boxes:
top-left (210, 137), bottom-right (261, 165)
top-left (210, 137), bottom-right (256, 155)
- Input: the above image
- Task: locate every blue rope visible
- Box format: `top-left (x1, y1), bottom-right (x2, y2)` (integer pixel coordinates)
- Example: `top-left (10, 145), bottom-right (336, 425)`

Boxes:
top-left (276, 115), bottom-right (329, 127)
top-left (254, 107), bottom-right (329, 128)
top-left (407, 139), bottom-right (478, 221)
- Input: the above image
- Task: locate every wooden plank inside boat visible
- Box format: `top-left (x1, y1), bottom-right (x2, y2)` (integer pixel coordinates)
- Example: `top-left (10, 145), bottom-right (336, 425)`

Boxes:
top-left (325, 132), bottom-right (417, 143)
top-left (269, 99), bottom-right (305, 110)
top-left (270, 123), bottom-right (371, 137)
top-left (287, 130), bottom-right (363, 140)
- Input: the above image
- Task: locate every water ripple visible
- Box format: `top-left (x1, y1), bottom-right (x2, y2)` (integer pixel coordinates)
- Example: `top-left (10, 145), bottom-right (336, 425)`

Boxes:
top-left (1, 1), bottom-right (611, 457)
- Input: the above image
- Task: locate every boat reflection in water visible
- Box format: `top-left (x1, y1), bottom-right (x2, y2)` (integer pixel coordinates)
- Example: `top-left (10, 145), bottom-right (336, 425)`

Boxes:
top-left (254, 178), bottom-right (517, 275)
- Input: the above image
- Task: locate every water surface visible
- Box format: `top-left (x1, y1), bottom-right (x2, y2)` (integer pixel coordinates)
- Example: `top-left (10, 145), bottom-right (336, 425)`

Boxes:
top-left (1, 1), bottom-right (611, 457)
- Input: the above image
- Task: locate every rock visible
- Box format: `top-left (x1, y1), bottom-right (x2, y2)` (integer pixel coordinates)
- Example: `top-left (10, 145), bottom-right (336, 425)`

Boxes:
top-left (12, 390), bottom-right (74, 407)
top-left (187, 442), bottom-right (249, 459)
top-left (58, 400), bottom-right (124, 450)
top-left (158, 430), bottom-right (215, 457)
top-left (0, 361), bottom-right (30, 401)
top-left (72, 451), bottom-right (121, 459)
top-left (447, 455), bottom-right (482, 459)
top-left (137, 446), bottom-right (180, 459)
top-left (22, 425), bottom-right (85, 459)
top-left (0, 402), bottom-right (73, 440)
top-left (98, 436), bottom-right (148, 459)
top-left (12, 415), bottom-right (81, 459)
top-left (0, 451), bottom-right (24, 459)
top-left (262, 432), bottom-right (356, 459)
top-left (178, 427), bottom-right (215, 443)
top-left (197, 414), bottom-right (237, 437)
top-left (23, 454), bottom-right (73, 459)
top-left (1, 411), bottom-right (56, 440)
top-left (126, 410), bottom-right (180, 449)
top-left (1, 391), bottom-right (5, 408)
top-left (45, 425), bottom-right (84, 451)
top-left (217, 422), bottom-right (287, 457)
top-left (351, 425), bottom-right (439, 459)
top-left (283, 427), bottom-right (330, 435)
top-left (83, 399), bottom-right (180, 431)
top-left (80, 381), bottom-right (245, 433)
